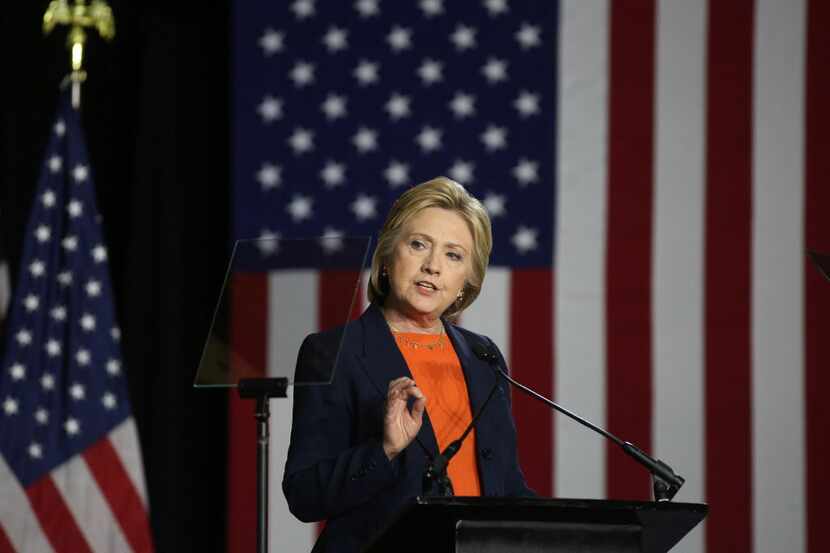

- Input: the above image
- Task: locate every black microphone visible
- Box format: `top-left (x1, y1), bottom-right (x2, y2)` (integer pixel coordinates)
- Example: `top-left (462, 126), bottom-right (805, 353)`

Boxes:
top-left (472, 342), bottom-right (685, 502)
top-left (422, 379), bottom-right (502, 496)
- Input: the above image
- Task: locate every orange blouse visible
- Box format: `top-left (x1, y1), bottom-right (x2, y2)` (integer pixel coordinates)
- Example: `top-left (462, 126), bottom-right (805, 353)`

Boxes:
top-left (393, 332), bottom-right (481, 496)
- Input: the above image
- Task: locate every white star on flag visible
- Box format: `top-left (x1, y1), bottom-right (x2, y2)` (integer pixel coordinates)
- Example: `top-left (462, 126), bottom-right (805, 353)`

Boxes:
top-left (45, 339), bottom-right (62, 357)
top-left (354, 0), bottom-right (380, 18)
top-left (515, 23), bottom-right (541, 49)
top-left (484, 0), bottom-right (509, 16)
top-left (85, 279), bottom-right (102, 298)
top-left (40, 374), bottom-right (55, 391)
top-left (482, 58), bottom-right (508, 83)
top-left (29, 260), bottom-right (45, 278)
top-left (511, 225), bottom-right (538, 254)
top-left (387, 26), bottom-right (412, 51)
top-left (57, 271), bottom-right (73, 286)
top-left (256, 230), bottom-right (281, 256)
top-left (419, 0), bottom-right (444, 17)
top-left (291, 0), bottom-right (315, 19)
top-left (67, 199), bottom-right (83, 218)
top-left (9, 363), bottom-right (25, 381)
top-left (80, 313), bottom-right (96, 331)
top-left (91, 245), bottom-right (108, 263)
top-left (102, 392), bottom-right (118, 410)
top-left (384, 161), bottom-right (409, 187)
top-left (320, 161), bottom-right (347, 188)
top-left (51, 305), bottom-right (67, 321)
top-left (48, 155), bottom-right (62, 173)
top-left (512, 158), bottom-right (539, 186)
top-left (72, 164), bottom-right (89, 182)
top-left (259, 28), bottom-right (285, 55)
top-left (257, 163), bottom-right (282, 190)
top-left (481, 125), bottom-right (508, 151)
top-left (28, 443), bottom-right (43, 459)
top-left (321, 94), bottom-right (348, 120)
top-left (449, 93), bottom-right (476, 118)
top-left (34, 225), bottom-right (51, 243)
top-left (23, 294), bottom-right (39, 312)
top-left (353, 60), bottom-right (380, 85)
top-left (3, 397), bottom-right (19, 415)
top-left (352, 127), bottom-right (378, 153)
top-left (416, 126), bottom-right (442, 153)
top-left (483, 193), bottom-right (506, 217)
top-left (323, 27), bottom-right (349, 52)
top-left (76, 349), bottom-right (91, 366)
top-left (106, 359), bottom-right (122, 376)
top-left (417, 59), bottom-right (443, 85)
top-left (41, 190), bottom-right (56, 208)
top-left (514, 90), bottom-right (540, 117)
top-left (385, 93), bottom-right (411, 120)
top-left (450, 25), bottom-right (477, 50)
top-left (64, 417), bottom-right (80, 436)
top-left (62, 235), bottom-right (78, 251)
top-left (15, 329), bottom-right (32, 346)
top-left (54, 119), bottom-right (66, 136)
top-left (351, 194), bottom-right (378, 221)
top-left (289, 61), bottom-right (316, 87)
top-left (258, 96), bottom-right (283, 123)
top-left (69, 383), bottom-right (85, 400)
top-left (288, 128), bottom-right (315, 155)
top-left (34, 407), bottom-right (49, 424)
top-left (287, 195), bottom-right (314, 222)
top-left (449, 160), bottom-right (475, 184)
top-left (320, 228), bottom-right (345, 254)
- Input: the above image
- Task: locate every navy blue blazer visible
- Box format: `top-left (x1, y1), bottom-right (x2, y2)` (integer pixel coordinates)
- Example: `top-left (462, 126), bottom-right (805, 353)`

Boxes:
top-left (282, 304), bottom-right (533, 553)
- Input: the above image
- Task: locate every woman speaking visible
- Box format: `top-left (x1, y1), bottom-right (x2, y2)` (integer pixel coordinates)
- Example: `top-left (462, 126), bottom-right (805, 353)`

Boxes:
top-left (283, 177), bottom-right (533, 553)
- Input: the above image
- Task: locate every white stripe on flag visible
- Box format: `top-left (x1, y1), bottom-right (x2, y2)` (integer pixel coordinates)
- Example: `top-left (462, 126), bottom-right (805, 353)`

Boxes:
top-left (267, 270), bottom-right (318, 551)
top-left (752, 1), bottom-right (807, 552)
top-left (0, 455), bottom-right (55, 553)
top-left (51, 455), bottom-right (130, 553)
top-left (461, 267), bottom-right (511, 360)
top-left (652, 2), bottom-right (707, 552)
top-left (108, 419), bottom-right (149, 509)
top-left (555, 0), bottom-right (609, 500)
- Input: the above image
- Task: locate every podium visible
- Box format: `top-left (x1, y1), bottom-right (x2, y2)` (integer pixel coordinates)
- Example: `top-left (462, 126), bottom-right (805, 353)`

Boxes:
top-left (363, 497), bottom-right (707, 553)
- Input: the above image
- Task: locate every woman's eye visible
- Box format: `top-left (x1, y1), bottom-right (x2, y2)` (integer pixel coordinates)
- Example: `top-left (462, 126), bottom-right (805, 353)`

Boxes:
top-left (447, 252), bottom-right (462, 261)
top-left (410, 239), bottom-right (426, 250)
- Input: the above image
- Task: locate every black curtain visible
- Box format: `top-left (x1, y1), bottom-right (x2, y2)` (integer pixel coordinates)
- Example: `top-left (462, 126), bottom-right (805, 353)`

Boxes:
top-left (1, 3), bottom-right (230, 551)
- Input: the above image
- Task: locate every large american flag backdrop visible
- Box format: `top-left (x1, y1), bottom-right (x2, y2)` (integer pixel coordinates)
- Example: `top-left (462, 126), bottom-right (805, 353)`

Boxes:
top-left (0, 93), bottom-right (153, 552)
top-left (229, 1), bottom-right (829, 552)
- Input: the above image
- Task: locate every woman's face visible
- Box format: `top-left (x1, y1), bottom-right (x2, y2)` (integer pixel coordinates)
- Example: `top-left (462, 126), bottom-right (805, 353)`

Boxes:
top-left (385, 207), bottom-right (473, 324)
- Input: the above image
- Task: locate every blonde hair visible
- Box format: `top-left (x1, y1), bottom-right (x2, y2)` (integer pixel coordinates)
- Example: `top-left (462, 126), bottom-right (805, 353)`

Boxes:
top-left (367, 176), bottom-right (492, 320)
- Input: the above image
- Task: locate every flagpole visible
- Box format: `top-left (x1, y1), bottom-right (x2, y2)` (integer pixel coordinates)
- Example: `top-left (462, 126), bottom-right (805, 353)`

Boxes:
top-left (43, 0), bottom-right (116, 109)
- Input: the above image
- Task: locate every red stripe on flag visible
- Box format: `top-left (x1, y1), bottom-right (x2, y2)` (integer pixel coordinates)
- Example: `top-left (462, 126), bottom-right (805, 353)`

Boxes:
top-left (319, 271), bottom-right (365, 330)
top-left (227, 272), bottom-right (268, 553)
top-left (0, 524), bottom-right (15, 553)
top-left (805, 1), bottom-right (830, 551)
top-left (605, 0), bottom-right (655, 501)
top-left (26, 475), bottom-right (92, 553)
top-left (316, 270), bottom-right (364, 536)
top-left (704, 1), bottom-right (755, 552)
top-left (82, 438), bottom-right (153, 552)
top-left (509, 269), bottom-right (553, 496)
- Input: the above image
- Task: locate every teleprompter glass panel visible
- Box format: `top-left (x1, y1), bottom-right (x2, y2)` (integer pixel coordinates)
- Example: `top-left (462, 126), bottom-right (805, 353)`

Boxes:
top-left (193, 235), bottom-right (370, 387)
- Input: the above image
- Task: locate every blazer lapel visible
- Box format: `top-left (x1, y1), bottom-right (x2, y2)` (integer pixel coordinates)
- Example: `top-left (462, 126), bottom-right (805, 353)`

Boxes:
top-left (444, 322), bottom-right (497, 421)
top-left (356, 304), bottom-right (440, 458)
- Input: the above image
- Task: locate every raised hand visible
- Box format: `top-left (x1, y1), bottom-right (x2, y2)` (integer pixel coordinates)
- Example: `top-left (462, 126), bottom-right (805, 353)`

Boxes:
top-left (382, 377), bottom-right (426, 460)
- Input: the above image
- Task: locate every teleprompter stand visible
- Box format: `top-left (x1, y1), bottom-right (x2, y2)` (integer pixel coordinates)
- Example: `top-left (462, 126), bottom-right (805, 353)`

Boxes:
top-left (364, 497), bottom-right (707, 553)
top-left (237, 377), bottom-right (288, 553)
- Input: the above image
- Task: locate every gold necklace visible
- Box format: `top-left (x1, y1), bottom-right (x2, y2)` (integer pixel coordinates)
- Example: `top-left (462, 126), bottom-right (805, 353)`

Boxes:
top-left (388, 322), bottom-right (447, 351)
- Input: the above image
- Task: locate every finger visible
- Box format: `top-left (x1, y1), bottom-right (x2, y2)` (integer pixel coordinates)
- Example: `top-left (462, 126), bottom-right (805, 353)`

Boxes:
top-left (387, 377), bottom-right (415, 397)
top-left (410, 396), bottom-right (426, 419)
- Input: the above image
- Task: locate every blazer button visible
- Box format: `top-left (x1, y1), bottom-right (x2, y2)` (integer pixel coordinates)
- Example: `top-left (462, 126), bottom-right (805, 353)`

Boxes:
top-left (481, 448), bottom-right (493, 460)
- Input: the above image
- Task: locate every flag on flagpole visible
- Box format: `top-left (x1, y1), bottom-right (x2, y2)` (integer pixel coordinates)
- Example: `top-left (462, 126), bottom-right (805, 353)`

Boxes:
top-left (228, 1), bottom-right (830, 553)
top-left (0, 91), bottom-right (154, 553)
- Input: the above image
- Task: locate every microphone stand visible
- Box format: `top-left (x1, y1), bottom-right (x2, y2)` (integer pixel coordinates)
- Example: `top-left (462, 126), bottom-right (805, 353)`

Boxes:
top-left (422, 380), bottom-right (502, 496)
top-left (474, 345), bottom-right (685, 502)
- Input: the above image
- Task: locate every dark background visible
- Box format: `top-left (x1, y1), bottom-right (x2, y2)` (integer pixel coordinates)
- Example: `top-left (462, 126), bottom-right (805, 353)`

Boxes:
top-left (1, 3), bottom-right (230, 551)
